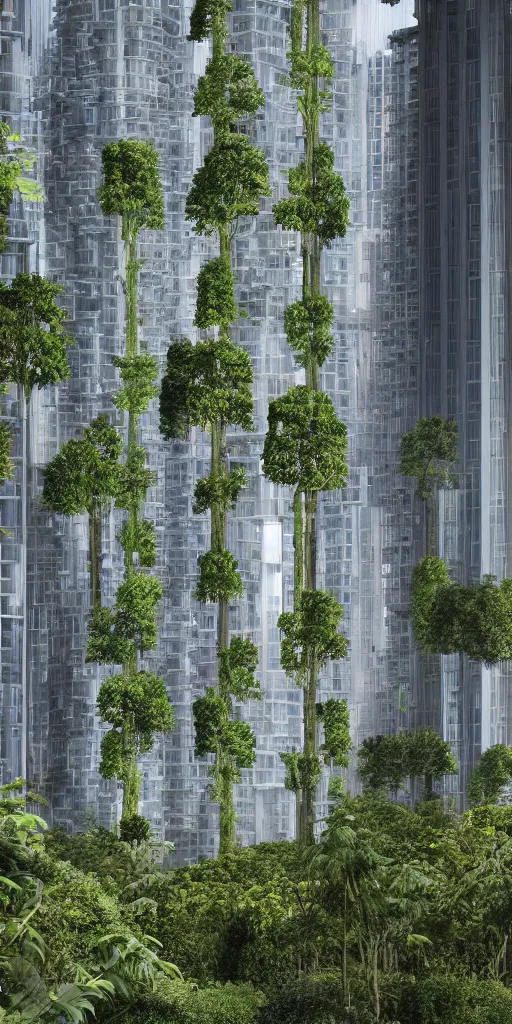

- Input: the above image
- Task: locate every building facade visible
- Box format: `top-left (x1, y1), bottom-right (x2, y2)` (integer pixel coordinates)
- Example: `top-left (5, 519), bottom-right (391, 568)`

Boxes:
top-left (0, 0), bottom-right (430, 859)
top-left (417, 0), bottom-right (512, 798)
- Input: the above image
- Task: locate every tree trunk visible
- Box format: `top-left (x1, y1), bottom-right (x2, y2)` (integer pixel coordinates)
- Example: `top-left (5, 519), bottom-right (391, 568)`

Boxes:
top-left (218, 762), bottom-right (236, 856)
top-left (89, 500), bottom-right (102, 609)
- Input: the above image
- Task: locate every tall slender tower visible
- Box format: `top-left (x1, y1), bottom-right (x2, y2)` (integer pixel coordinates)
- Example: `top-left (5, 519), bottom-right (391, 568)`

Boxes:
top-left (416, 0), bottom-right (512, 801)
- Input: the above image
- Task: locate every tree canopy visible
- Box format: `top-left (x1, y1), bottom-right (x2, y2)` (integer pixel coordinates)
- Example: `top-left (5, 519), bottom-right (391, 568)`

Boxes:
top-left (98, 138), bottom-right (164, 231)
top-left (399, 416), bottom-right (458, 499)
top-left (160, 338), bottom-right (254, 439)
top-left (469, 744), bottom-right (512, 806)
top-left (0, 273), bottom-right (72, 396)
top-left (263, 386), bottom-right (348, 492)
top-left (42, 415), bottom-right (122, 515)
top-left (185, 134), bottom-right (270, 235)
top-left (273, 145), bottom-right (350, 248)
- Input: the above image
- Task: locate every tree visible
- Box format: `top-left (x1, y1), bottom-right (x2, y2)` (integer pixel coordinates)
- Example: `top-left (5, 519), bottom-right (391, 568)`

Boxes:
top-left (405, 729), bottom-right (458, 800)
top-left (261, 0), bottom-right (350, 844)
top-left (159, 0), bottom-right (268, 857)
top-left (91, 139), bottom-right (173, 828)
top-left (0, 274), bottom-right (72, 397)
top-left (42, 416), bottom-right (122, 608)
top-left (399, 417), bottom-right (458, 501)
top-left (358, 730), bottom-right (458, 801)
top-left (411, 558), bottom-right (512, 665)
top-left (98, 671), bottom-right (174, 816)
top-left (469, 745), bottom-right (512, 806)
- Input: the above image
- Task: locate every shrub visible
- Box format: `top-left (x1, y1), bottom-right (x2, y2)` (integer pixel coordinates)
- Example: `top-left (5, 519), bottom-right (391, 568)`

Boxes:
top-left (122, 980), bottom-right (264, 1024)
top-left (396, 976), bottom-right (512, 1024)
top-left (259, 976), bottom-right (376, 1024)
top-left (28, 853), bottom-right (129, 984)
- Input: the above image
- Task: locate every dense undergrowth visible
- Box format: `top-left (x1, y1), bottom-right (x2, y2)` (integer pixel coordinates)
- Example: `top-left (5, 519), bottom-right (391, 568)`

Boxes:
top-left (5, 784), bottom-right (512, 1023)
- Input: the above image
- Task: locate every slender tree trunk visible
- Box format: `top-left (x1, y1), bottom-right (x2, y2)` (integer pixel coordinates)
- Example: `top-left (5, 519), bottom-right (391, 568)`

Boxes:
top-left (372, 943), bottom-right (380, 1020)
top-left (120, 218), bottom-right (142, 819)
top-left (342, 885), bottom-right (348, 1004)
top-left (218, 761), bottom-right (236, 856)
top-left (89, 500), bottom-right (102, 609)
top-left (424, 771), bottom-right (433, 800)
top-left (121, 717), bottom-right (140, 820)
top-left (20, 388), bottom-right (28, 783)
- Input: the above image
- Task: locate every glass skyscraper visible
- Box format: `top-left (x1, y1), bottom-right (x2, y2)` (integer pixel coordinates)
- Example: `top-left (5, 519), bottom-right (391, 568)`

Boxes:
top-left (5, 0), bottom-right (511, 856)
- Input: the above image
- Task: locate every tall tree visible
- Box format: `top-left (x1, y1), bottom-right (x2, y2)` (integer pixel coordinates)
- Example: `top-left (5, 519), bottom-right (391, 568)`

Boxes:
top-left (42, 416), bottom-right (122, 609)
top-left (262, 0), bottom-right (350, 842)
top-left (91, 139), bottom-right (174, 830)
top-left (159, 0), bottom-right (269, 856)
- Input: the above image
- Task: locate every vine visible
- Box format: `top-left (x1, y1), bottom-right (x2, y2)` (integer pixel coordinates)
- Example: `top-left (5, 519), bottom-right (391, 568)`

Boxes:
top-left (262, 0), bottom-right (350, 842)
top-left (159, 0), bottom-right (269, 854)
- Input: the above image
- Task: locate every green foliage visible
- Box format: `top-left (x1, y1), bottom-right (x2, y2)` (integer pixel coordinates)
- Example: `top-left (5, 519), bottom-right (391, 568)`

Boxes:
top-left (357, 729), bottom-right (458, 795)
top-left (262, 385), bottom-right (347, 491)
top-left (193, 688), bottom-right (256, 770)
top-left (99, 728), bottom-right (126, 780)
top-left (0, 422), bottom-right (13, 484)
top-left (195, 549), bottom-right (243, 603)
top-left (399, 416), bottom-right (458, 499)
top-left (317, 698), bottom-right (351, 766)
top-left (119, 814), bottom-right (152, 845)
top-left (115, 445), bottom-right (156, 511)
top-left (30, 854), bottom-right (128, 985)
top-left (98, 671), bottom-right (173, 743)
top-left (86, 575), bottom-right (163, 663)
top-left (0, 274), bottom-right (72, 395)
top-left (119, 517), bottom-right (157, 567)
top-left (114, 573), bottom-right (163, 654)
top-left (280, 751), bottom-right (323, 793)
top-left (222, 720), bottom-right (257, 770)
top-left (469, 744), bottom-right (512, 806)
top-left (218, 636), bottom-right (261, 702)
top-left (121, 979), bottom-right (264, 1024)
top-left (0, 122), bottom-right (43, 252)
top-left (358, 734), bottom-right (409, 792)
top-left (188, 0), bottom-right (232, 42)
top-left (194, 55), bottom-right (265, 128)
top-left (284, 294), bottom-right (334, 368)
top-left (42, 415), bottom-right (122, 515)
top-left (195, 256), bottom-right (237, 329)
top-left (273, 145), bottom-right (350, 248)
top-left (411, 555), bottom-right (453, 651)
top-left (193, 688), bottom-right (226, 756)
top-left (185, 134), bottom-right (270, 235)
top-left (85, 604), bottom-right (131, 665)
top-left (260, 976), bottom-right (375, 1024)
top-left (406, 729), bottom-right (458, 796)
top-left (136, 518), bottom-right (157, 567)
top-left (396, 976), bottom-right (512, 1024)
top-left (113, 355), bottom-right (159, 414)
top-left (412, 558), bottom-right (512, 664)
top-left (288, 45), bottom-right (335, 89)
top-left (278, 589), bottom-right (347, 677)
top-left (193, 467), bottom-right (246, 516)
top-left (160, 339), bottom-right (254, 439)
top-left (98, 139), bottom-right (164, 231)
